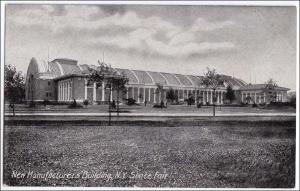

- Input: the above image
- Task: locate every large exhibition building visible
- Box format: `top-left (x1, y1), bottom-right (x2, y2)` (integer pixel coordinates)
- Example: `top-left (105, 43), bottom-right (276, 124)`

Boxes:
top-left (25, 57), bottom-right (290, 105)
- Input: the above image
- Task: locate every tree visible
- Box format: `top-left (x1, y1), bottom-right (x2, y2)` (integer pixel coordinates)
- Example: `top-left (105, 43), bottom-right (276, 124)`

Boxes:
top-left (108, 73), bottom-right (129, 117)
top-left (288, 91), bottom-right (296, 107)
top-left (245, 96), bottom-right (252, 104)
top-left (83, 99), bottom-right (89, 108)
top-left (225, 85), bottom-right (235, 103)
top-left (199, 68), bottom-right (223, 116)
top-left (264, 78), bottom-right (278, 103)
top-left (5, 64), bottom-right (25, 115)
top-left (88, 61), bottom-right (129, 124)
top-left (166, 88), bottom-right (178, 103)
top-left (155, 83), bottom-right (165, 109)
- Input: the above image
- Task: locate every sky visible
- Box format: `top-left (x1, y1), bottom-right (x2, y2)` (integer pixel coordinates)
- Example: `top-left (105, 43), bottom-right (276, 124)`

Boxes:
top-left (5, 4), bottom-right (297, 90)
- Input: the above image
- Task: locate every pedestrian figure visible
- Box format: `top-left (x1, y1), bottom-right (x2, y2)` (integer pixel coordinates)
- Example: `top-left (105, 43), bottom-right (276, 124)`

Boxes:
top-left (9, 103), bottom-right (15, 116)
top-left (160, 100), bottom-right (164, 109)
top-left (144, 99), bottom-right (147, 106)
top-left (112, 100), bottom-right (116, 109)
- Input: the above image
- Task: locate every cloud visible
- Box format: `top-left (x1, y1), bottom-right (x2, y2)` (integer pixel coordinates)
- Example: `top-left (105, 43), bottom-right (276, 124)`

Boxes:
top-left (191, 18), bottom-right (234, 32)
top-left (7, 4), bottom-right (235, 57)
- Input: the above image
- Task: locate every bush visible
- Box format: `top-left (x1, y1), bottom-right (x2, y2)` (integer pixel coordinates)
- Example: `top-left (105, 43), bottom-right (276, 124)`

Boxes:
top-left (259, 103), bottom-right (266, 107)
top-left (126, 98), bottom-right (136, 106)
top-left (28, 102), bottom-right (36, 108)
top-left (252, 103), bottom-right (258, 107)
top-left (185, 97), bottom-right (195, 105)
top-left (197, 103), bottom-right (202, 108)
top-left (43, 99), bottom-right (50, 106)
top-left (83, 99), bottom-right (89, 108)
top-left (240, 102), bottom-right (248, 107)
top-left (153, 104), bottom-right (166, 108)
top-left (68, 99), bottom-right (83, 109)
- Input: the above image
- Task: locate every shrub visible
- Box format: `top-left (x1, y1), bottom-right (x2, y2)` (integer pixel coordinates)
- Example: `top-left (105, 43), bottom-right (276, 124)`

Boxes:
top-left (126, 98), bottom-right (136, 106)
top-left (83, 99), bottom-right (89, 108)
top-left (68, 99), bottom-right (83, 109)
top-left (259, 103), bottom-right (266, 107)
top-left (153, 104), bottom-right (166, 108)
top-left (43, 99), bottom-right (50, 106)
top-left (252, 103), bottom-right (258, 107)
top-left (197, 103), bottom-right (203, 108)
top-left (28, 102), bottom-right (36, 108)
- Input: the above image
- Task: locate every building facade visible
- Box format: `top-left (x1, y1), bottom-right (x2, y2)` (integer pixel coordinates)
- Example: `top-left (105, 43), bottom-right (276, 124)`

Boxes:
top-left (25, 57), bottom-right (289, 105)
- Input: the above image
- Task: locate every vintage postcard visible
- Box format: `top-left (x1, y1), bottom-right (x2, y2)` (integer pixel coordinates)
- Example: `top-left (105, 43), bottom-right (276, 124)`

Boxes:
top-left (1, 1), bottom-right (298, 190)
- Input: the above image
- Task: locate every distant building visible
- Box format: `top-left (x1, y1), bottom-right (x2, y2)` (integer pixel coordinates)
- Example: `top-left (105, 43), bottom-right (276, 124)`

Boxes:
top-left (25, 57), bottom-right (289, 105)
top-left (239, 84), bottom-right (289, 104)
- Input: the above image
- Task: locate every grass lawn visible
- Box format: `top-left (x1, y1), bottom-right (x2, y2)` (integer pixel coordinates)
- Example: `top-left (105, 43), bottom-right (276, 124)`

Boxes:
top-left (3, 119), bottom-right (295, 188)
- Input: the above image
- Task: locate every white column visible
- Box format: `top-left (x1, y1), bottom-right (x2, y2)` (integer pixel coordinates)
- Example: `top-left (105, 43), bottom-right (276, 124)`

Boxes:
top-left (58, 83), bottom-right (60, 101)
top-left (148, 88), bottom-right (151, 102)
top-left (154, 88), bottom-right (156, 103)
top-left (126, 87), bottom-right (129, 99)
top-left (221, 91), bottom-right (223, 104)
top-left (202, 91), bottom-right (205, 104)
top-left (132, 87), bottom-right (135, 100)
top-left (194, 90), bottom-right (197, 105)
top-left (62, 82), bottom-right (65, 101)
top-left (110, 89), bottom-right (113, 101)
top-left (255, 92), bottom-right (257, 103)
top-left (143, 87), bottom-right (146, 103)
top-left (67, 82), bottom-right (69, 101)
top-left (64, 82), bottom-right (65, 100)
top-left (101, 81), bottom-right (105, 102)
top-left (66, 82), bottom-right (68, 101)
top-left (264, 93), bottom-right (266, 103)
top-left (61, 82), bottom-right (63, 101)
top-left (242, 92), bottom-right (244, 103)
top-left (210, 90), bottom-right (213, 104)
top-left (159, 92), bottom-right (161, 103)
top-left (137, 87), bottom-right (140, 103)
top-left (58, 82), bottom-right (61, 101)
top-left (93, 82), bottom-right (96, 102)
top-left (70, 81), bottom-right (72, 100)
top-left (178, 89), bottom-right (180, 100)
top-left (84, 79), bottom-right (87, 100)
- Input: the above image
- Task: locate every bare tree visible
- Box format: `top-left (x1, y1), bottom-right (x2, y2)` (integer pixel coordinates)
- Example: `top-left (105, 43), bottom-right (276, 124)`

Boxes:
top-left (200, 68), bottom-right (223, 116)
top-left (88, 61), bottom-right (129, 125)
top-left (265, 78), bottom-right (278, 103)
top-left (155, 83), bottom-right (165, 108)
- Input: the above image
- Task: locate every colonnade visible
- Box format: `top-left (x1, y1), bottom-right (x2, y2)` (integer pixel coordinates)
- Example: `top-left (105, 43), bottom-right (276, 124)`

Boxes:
top-left (83, 81), bottom-right (226, 104)
top-left (58, 79), bottom-right (72, 101)
top-left (241, 91), bottom-right (286, 103)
